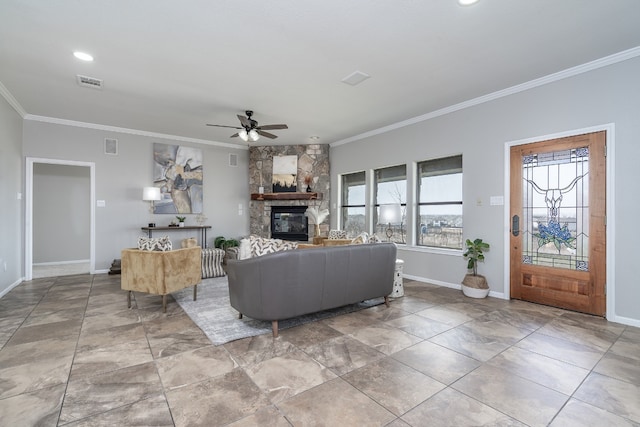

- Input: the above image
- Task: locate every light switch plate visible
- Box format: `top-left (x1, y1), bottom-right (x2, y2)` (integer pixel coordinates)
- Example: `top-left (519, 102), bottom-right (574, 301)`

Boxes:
top-left (97, 200), bottom-right (106, 207)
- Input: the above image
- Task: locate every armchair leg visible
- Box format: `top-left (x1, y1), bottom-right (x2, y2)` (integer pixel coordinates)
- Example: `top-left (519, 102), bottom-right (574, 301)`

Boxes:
top-left (271, 320), bottom-right (279, 338)
top-left (193, 284), bottom-right (198, 301)
top-left (384, 295), bottom-right (390, 307)
top-left (127, 291), bottom-right (132, 308)
top-left (162, 295), bottom-right (167, 313)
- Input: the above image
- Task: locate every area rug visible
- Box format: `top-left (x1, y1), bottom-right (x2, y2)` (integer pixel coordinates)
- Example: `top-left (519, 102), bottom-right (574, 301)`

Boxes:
top-left (173, 276), bottom-right (384, 345)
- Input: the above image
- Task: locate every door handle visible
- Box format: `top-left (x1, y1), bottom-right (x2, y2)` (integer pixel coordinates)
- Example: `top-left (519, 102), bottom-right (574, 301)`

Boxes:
top-left (512, 215), bottom-right (520, 236)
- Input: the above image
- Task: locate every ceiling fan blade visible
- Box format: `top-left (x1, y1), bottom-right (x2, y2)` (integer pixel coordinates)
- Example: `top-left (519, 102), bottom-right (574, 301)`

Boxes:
top-left (237, 114), bottom-right (251, 128)
top-left (206, 124), bottom-right (242, 129)
top-left (257, 130), bottom-right (278, 139)
top-left (257, 124), bottom-right (288, 130)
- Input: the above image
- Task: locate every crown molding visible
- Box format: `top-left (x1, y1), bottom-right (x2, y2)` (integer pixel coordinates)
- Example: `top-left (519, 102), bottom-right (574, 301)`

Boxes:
top-left (0, 81), bottom-right (27, 117)
top-left (331, 46), bottom-right (640, 147)
top-left (23, 114), bottom-right (247, 150)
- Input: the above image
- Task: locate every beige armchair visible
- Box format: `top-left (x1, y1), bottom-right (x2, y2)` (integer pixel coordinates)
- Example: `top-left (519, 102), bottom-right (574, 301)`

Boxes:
top-left (121, 246), bottom-right (202, 312)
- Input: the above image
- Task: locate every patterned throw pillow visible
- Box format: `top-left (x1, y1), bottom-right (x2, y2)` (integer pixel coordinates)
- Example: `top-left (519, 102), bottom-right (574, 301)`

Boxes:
top-left (138, 236), bottom-right (172, 251)
top-left (249, 235), bottom-right (299, 257)
top-left (328, 229), bottom-right (347, 239)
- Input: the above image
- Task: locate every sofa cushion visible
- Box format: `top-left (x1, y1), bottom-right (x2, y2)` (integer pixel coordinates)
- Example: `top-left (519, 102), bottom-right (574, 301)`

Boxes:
top-left (138, 236), bottom-right (172, 251)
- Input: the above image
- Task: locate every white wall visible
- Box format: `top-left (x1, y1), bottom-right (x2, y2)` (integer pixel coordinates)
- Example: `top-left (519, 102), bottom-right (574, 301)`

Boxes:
top-left (33, 163), bottom-right (90, 263)
top-left (22, 121), bottom-right (249, 271)
top-left (0, 95), bottom-right (23, 295)
top-left (331, 56), bottom-right (640, 326)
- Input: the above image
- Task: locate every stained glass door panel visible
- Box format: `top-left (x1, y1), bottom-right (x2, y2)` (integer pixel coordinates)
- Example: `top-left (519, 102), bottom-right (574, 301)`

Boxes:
top-left (510, 131), bottom-right (606, 316)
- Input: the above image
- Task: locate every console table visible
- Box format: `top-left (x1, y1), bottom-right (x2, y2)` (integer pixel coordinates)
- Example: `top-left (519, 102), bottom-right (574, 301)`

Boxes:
top-left (141, 225), bottom-right (212, 248)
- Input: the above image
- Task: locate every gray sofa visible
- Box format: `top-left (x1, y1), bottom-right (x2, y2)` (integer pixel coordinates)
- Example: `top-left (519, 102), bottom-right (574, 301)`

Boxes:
top-left (226, 242), bottom-right (397, 337)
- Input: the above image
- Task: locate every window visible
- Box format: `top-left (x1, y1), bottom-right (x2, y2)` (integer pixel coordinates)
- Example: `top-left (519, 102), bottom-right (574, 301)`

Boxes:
top-left (341, 172), bottom-right (366, 236)
top-left (417, 155), bottom-right (463, 249)
top-left (374, 165), bottom-right (406, 243)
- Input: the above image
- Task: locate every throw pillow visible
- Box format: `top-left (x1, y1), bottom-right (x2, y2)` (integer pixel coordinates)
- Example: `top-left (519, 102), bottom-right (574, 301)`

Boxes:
top-left (328, 229), bottom-right (348, 239)
top-left (249, 235), bottom-right (299, 257)
top-left (238, 237), bottom-right (251, 260)
top-left (181, 237), bottom-right (198, 248)
top-left (138, 236), bottom-right (172, 251)
top-left (369, 234), bottom-right (383, 243)
top-left (351, 232), bottom-right (369, 244)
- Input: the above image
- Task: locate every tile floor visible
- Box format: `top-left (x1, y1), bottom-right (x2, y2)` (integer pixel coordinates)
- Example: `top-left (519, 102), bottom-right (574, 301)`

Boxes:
top-left (0, 274), bottom-right (639, 426)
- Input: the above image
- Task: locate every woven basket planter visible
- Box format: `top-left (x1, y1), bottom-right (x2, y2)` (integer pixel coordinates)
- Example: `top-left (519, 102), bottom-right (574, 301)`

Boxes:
top-left (461, 274), bottom-right (489, 298)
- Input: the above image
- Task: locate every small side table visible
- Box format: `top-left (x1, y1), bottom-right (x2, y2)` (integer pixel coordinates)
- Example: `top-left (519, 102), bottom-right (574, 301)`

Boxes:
top-left (390, 259), bottom-right (404, 298)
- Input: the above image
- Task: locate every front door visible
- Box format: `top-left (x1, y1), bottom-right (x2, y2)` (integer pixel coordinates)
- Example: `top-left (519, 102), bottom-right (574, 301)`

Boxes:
top-left (509, 131), bottom-right (606, 316)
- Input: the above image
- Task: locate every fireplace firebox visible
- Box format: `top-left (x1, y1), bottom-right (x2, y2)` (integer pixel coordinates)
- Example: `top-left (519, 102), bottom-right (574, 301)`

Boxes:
top-left (271, 206), bottom-right (309, 241)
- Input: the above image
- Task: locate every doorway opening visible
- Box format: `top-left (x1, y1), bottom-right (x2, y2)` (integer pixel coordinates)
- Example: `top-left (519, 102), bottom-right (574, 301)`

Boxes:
top-left (25, 158), bottom-right (95, 281)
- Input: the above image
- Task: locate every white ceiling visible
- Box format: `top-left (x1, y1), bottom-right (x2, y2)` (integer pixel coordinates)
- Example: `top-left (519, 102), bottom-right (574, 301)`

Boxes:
top-left (2, 1), bottom-right (640, 147)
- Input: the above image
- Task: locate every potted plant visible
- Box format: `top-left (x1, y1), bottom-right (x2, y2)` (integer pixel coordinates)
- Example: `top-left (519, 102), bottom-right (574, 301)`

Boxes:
top-left (176, 216), bottom-right (186, 227)
top-left (462, 238), bottom-right (490, 298)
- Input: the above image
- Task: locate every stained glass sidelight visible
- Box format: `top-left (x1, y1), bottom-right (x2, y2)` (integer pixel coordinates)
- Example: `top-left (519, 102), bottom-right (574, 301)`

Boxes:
top-left (521, 147), bottom-right (589, 270)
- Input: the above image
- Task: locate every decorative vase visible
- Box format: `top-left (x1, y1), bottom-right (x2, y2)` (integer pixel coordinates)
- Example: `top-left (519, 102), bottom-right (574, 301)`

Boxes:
top-left (306, 185), bottom-right (312, 193)
top-left (179, 222), bottom-right (185, 228)
top-left (314, 224), bottom-right (321, 237)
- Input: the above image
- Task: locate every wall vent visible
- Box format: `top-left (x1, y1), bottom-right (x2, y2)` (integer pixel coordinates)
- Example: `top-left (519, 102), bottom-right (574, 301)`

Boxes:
top-left (229, 153), bottom-right (238, 167)
top-left (104, 138), bottom-right (118, 155)
top-left (77, 74), bottom-right (104, 89)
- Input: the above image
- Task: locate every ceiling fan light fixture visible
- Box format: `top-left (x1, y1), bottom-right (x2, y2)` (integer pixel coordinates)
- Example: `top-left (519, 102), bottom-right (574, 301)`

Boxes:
top-left (248, 129), bottom-right (260, 141)
top-left (238, 129), bottom-right (249, 141)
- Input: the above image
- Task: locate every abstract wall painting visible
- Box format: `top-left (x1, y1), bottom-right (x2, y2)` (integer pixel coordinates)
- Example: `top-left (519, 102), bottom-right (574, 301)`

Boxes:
top-left (272, 155), bottom-right (297, 192)
top-left (153, 143), bottom-right (203, 214)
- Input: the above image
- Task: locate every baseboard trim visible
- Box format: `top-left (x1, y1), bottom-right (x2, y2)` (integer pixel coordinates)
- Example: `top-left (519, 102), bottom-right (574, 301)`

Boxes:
top-left (0, 278), bottom-right (24, 299)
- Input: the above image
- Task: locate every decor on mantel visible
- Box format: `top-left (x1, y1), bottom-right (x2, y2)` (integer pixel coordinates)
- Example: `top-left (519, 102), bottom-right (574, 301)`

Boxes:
top-left (272, 155), bottom-right (297, 192)
top-left (304, 174), bottom-right (313, 192)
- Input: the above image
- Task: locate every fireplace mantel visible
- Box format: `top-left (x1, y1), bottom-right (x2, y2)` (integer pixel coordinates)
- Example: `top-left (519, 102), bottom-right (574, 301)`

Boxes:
top-left (251, 192), bottom-right (321, 201)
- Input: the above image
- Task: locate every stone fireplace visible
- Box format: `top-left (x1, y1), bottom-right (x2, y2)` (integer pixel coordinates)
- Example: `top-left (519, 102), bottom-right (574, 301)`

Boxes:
top-left (249, 144), bottom-right (330, 241)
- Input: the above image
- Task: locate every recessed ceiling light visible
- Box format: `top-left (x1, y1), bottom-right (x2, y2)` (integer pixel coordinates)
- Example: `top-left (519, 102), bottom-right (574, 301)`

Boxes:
top-left (458, 0), bottom-right (479, 5)
top-left (73, 51), bottom-right (94, 62)
top-left (310, 136), bottom-right (320, 141)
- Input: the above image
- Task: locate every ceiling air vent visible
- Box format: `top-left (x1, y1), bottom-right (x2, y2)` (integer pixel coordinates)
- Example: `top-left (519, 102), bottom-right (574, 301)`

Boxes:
top-left (76, 74), bottom-right (103, 89)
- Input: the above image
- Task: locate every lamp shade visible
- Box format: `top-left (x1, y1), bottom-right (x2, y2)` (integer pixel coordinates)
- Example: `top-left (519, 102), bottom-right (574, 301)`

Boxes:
top-left (142, 186), bottom-right (161, 201)
top-left (238, 129), bottom-right (249, 142)
top-left (378, 204), bottom-right (401, 224)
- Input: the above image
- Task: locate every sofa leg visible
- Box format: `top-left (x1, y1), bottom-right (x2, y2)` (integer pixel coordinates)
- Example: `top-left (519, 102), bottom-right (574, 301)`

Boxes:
top-left (238, 313), bottom-right (243, 319)
top-left (193, 284), bottom-right (198, 301)
top-left (271, 320), bottom-right (279, 338)
top-left (162, 295), bottom-right (167, 313)
top-left (127, 291), bottom-right (132, 308)
top-left (384, 295), bottom-right (390, 307)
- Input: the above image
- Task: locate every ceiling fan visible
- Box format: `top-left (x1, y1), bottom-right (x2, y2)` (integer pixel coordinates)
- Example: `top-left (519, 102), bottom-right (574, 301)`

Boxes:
top-left (206, 110), bottom-right (288, 141)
